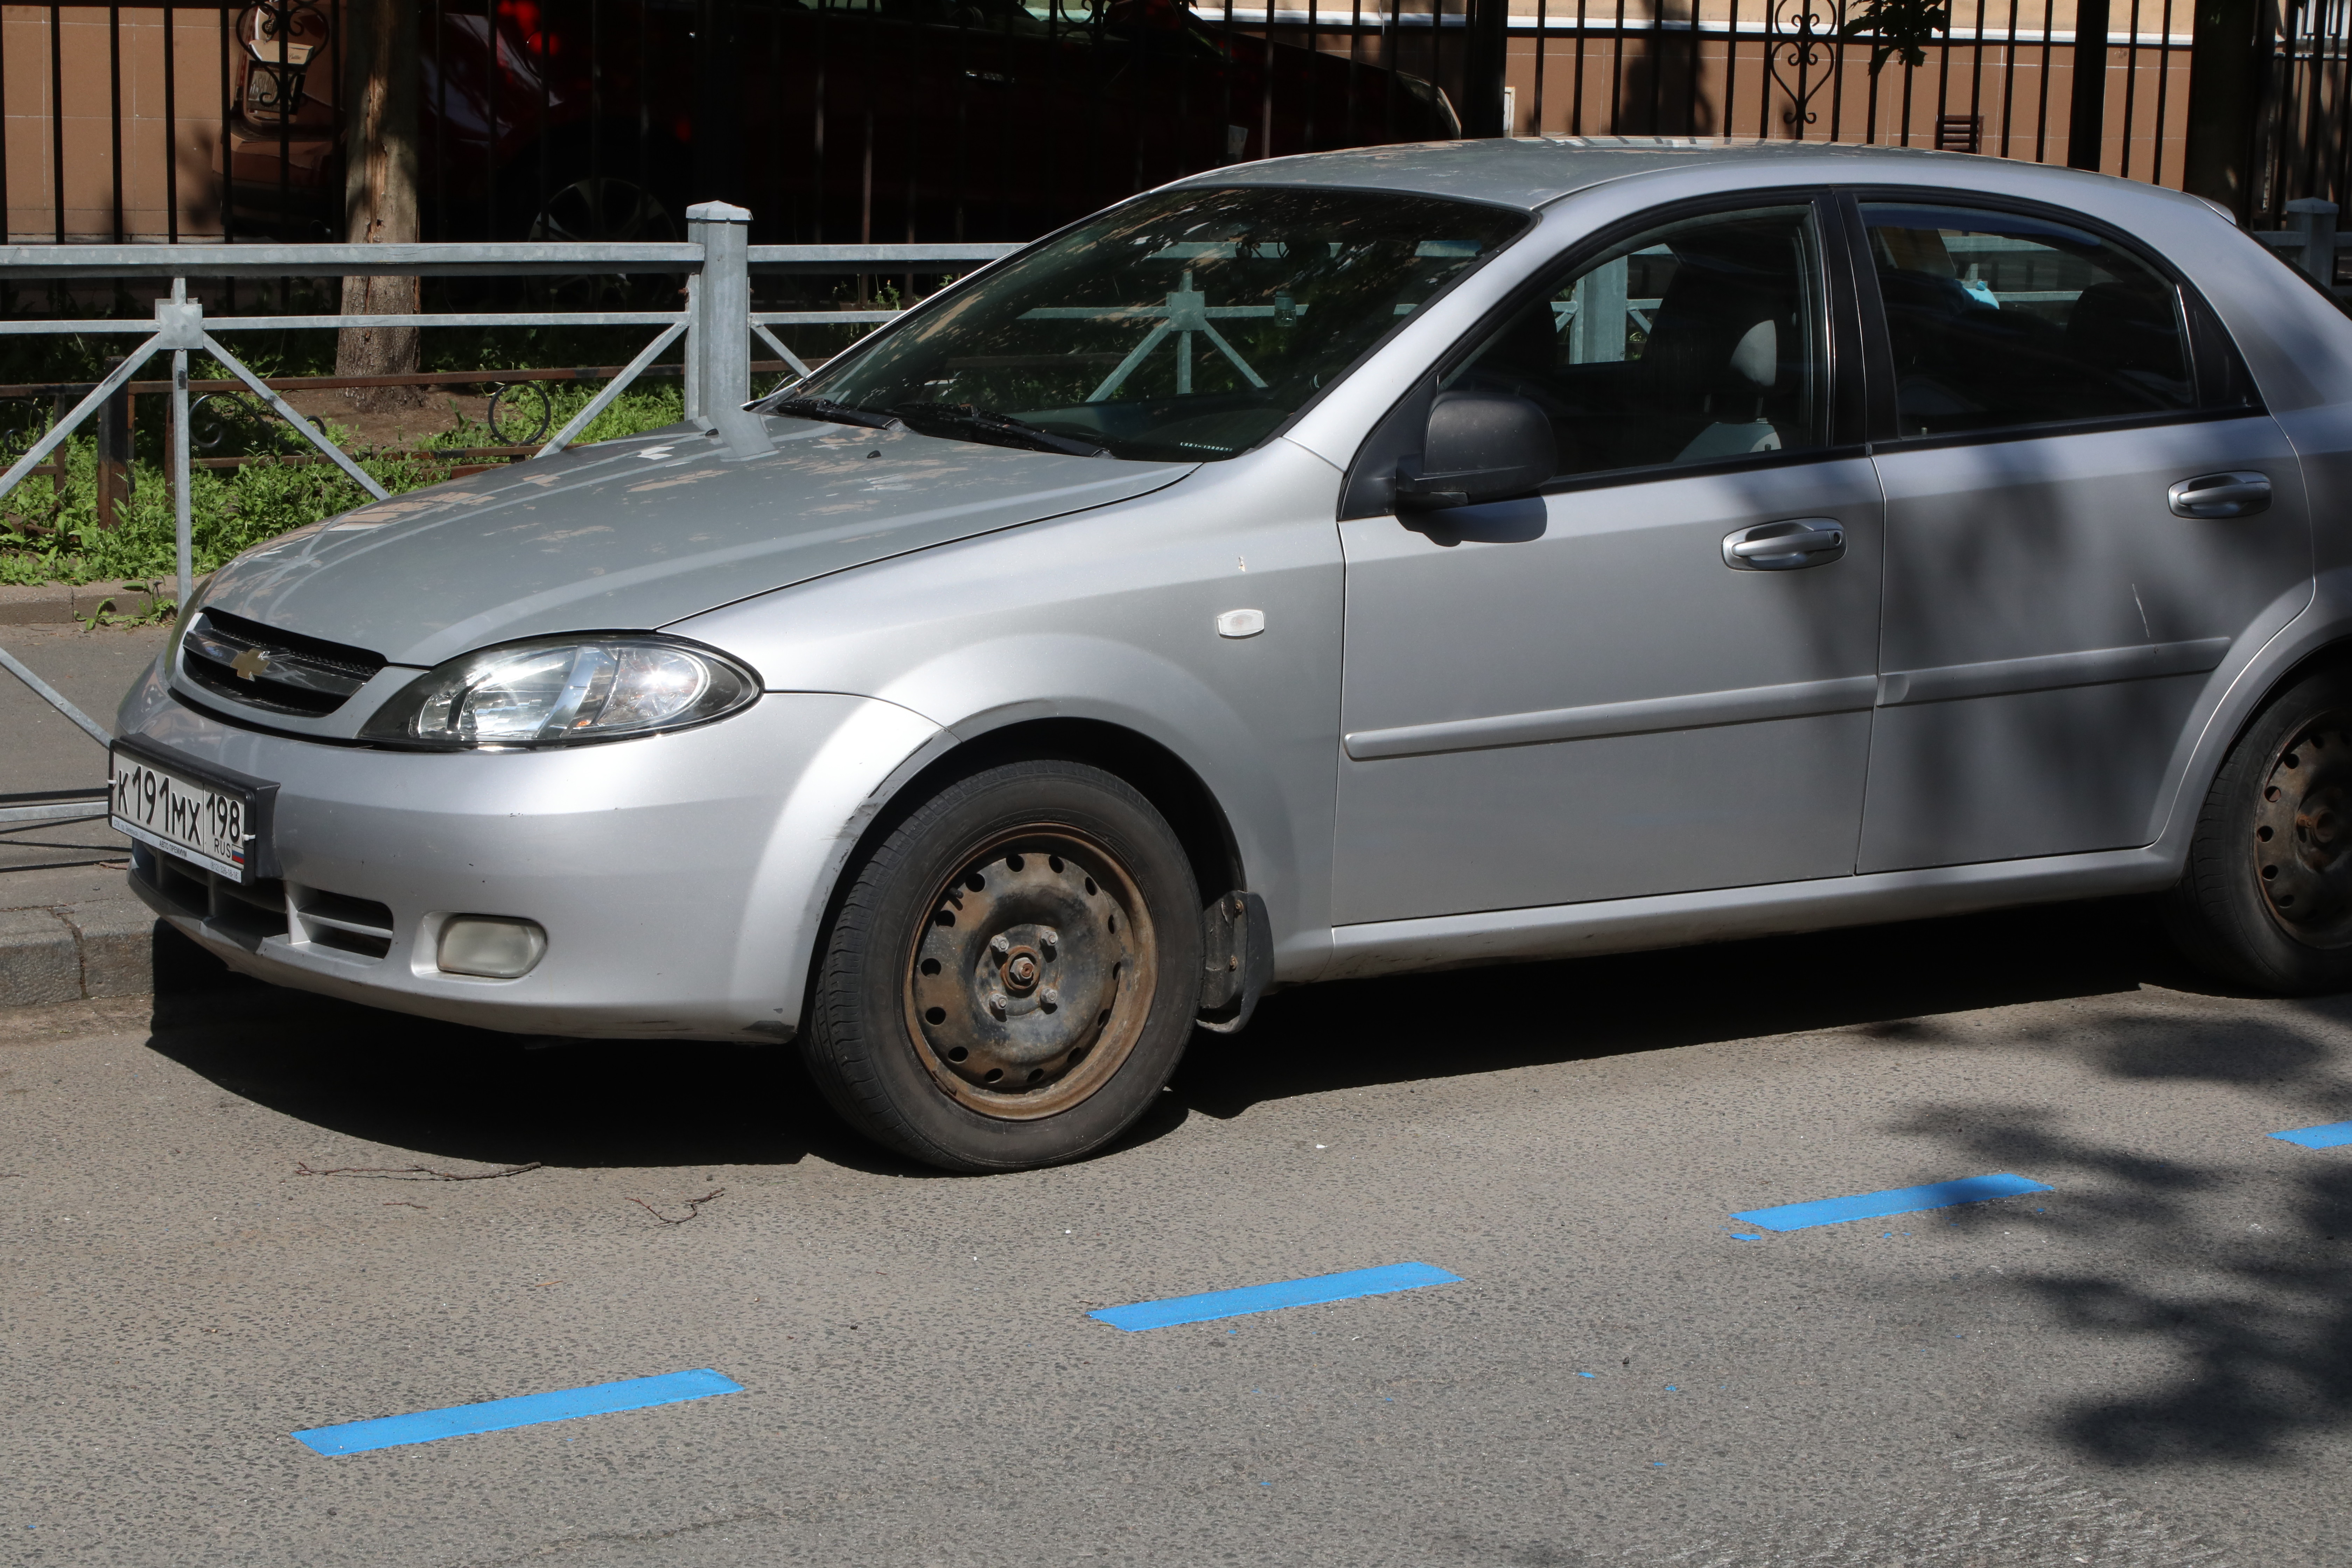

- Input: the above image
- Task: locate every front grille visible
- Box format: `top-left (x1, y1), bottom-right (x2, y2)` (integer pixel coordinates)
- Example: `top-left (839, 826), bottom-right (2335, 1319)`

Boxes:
top-left (291, 887), bottom-right (396, 960)
top-left (180, 608), bottom-right (386, 717)
top-left (133, 847), bottom-right (393, 961)
top-left (132, 844), bottom-right (289, 943)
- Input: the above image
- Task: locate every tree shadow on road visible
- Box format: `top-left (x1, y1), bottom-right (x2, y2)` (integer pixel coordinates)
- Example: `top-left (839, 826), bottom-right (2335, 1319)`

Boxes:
top-left (1872, 1001), bottom-right (2352, 1473)
top-left (1166, 891), bottom-right (2352, 1475)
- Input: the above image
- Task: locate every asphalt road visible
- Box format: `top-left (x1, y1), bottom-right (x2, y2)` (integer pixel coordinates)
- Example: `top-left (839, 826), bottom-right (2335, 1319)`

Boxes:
top-left (5, 896), bottom-right (2348, 1567)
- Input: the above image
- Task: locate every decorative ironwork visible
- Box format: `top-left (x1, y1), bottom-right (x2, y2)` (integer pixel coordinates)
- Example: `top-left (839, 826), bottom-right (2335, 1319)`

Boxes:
top-left (233, 2), bottom-right (332, 126)
top-left (1764, 0), bottom-right (1847, 135)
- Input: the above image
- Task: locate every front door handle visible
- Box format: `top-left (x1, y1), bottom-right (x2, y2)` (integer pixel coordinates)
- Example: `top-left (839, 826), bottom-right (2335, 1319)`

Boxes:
top-left (2169, 470), bottom-right (2270, 518)
top-left (1723, 518), bottom-right (1846, 571)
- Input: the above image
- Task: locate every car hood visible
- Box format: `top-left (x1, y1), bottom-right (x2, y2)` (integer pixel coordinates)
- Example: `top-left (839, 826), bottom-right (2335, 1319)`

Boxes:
top-left (197, 420), bottom-right (1196, 669)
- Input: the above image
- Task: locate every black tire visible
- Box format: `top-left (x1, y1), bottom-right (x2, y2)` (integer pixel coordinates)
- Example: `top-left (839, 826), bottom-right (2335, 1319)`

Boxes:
top-left (802, 760), bottom-right (1203, 1172)
top-left (2166, 663), bottom-right (2352, 994)
top-left (484, 130), bottom-right (686, 309)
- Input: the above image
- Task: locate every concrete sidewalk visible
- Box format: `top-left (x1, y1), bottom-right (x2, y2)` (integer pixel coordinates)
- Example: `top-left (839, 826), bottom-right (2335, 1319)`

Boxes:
top-left (0, 580), bottom-right (171, 625)
top-left (0, 862), bottom-right (169, 1006)
top-left (1, 620), bottom-right (181, 1006)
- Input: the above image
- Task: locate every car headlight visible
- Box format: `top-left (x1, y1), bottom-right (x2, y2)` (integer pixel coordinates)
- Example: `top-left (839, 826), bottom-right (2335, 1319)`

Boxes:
top-left (358, 636), bottom-right (760, 749)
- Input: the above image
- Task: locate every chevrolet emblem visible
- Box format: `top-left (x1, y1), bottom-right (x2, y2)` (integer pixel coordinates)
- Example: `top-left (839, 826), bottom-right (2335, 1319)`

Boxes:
top-left (229, 648), bottom-right (270, 681)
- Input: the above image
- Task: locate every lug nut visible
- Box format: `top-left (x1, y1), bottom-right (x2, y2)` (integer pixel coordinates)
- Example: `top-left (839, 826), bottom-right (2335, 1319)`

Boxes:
top-left (990, 933), bottom-right (1011, 958)
top-left (988, 993), bottom-right (1008, 1018)
top-left (1041, 987), bottom-right (1060, 1009)
top-left (1040, 933), bottom-right (1058, 959)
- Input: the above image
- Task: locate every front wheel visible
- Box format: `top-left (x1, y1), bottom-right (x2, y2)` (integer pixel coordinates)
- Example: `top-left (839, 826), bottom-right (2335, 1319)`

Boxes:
top-left (802, 760), bottom-right (1203, 1172)
top-left (2166, 664), bottom-right (2352, 993)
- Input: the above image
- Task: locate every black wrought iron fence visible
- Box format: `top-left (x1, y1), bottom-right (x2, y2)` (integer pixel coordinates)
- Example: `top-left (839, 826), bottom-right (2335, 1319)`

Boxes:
top-left (2259, 0), bottom-right (2352, 233)
top-left (0, 0), bottom-right (2345, 250)
top-left (1231, 0), bottom-right (2196, 181)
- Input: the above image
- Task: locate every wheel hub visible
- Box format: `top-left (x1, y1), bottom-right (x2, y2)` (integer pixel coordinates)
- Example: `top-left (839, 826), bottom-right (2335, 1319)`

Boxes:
top-left (905, 833), bottom-right (1150, 1118)
top-left (2254, 713), bottom-right (2352, 946)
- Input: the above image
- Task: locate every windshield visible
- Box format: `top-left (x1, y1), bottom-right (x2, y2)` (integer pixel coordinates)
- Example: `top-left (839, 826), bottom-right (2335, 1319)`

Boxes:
top-left (772, 185), bottom-right (1532, 461)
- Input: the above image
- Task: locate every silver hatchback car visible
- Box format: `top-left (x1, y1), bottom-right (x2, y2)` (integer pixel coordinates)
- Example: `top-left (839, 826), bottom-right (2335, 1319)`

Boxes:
top-left (112, 139), bottom-right (2352, 1170)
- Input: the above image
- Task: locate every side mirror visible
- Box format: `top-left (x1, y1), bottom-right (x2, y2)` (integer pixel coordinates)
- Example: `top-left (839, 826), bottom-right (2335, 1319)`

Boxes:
top-left (1393, 390), bottom-right (1557, 513)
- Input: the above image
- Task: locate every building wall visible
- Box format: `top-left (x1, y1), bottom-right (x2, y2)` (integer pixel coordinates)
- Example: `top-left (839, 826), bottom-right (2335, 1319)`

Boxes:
top-left (0, 5), bottom-right (262, 241)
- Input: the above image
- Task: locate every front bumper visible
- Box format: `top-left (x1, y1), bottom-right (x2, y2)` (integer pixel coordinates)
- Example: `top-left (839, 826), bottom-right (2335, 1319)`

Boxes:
top-left (121, 680), bottom-right (941, 1041)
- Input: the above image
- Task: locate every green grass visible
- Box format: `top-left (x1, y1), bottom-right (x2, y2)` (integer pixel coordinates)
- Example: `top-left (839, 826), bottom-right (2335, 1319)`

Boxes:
top-left (0, 381), bottom-right (688, 592)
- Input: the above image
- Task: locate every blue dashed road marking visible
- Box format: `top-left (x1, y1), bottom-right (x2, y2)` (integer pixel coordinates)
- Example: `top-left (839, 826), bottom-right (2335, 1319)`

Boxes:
top-left (1090, 1262), bottom-right (1462, 1331)
top-left (2271, 1120), bottom-right (2352, 1150)
top-left (1731, 1173), bottom-right (2052, 1232)
top-left (293, 1370), bottom-right (744, 1456)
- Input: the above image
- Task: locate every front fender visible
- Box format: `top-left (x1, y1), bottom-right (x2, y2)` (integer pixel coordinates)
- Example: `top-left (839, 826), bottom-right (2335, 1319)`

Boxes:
top-left (668, 441), bottom-right (1348, 988)
top-left (881, 631), bottom-right (1317, 975)
top-left (733, 694), bottom-right (947, 1033)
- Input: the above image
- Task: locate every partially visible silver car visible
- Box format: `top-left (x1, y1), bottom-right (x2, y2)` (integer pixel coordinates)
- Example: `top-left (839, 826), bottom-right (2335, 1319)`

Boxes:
top-left (111, 139), bottom-right (2352, 1170)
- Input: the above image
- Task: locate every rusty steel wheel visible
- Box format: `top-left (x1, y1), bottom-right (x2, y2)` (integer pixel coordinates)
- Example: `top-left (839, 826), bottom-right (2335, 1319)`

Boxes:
top-left (802, 759), bottom-right (1203, 1172)
top-left (904, 828), bottom-right (1155, 1120)
top-left (2252, 711), bottom-right (2352, 947)
top-left (2169, 667), bottom-right (2352, 994)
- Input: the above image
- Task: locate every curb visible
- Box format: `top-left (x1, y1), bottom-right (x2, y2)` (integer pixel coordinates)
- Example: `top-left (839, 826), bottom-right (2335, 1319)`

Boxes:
top-left (0, 897), bottom-right (169, 1005)
top-left (0, 581), bottom-right (169, 626)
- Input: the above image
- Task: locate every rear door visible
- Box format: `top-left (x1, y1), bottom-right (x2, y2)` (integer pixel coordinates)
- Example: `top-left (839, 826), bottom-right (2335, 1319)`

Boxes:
top-left (1852, 195), bottom-right (2314, 872)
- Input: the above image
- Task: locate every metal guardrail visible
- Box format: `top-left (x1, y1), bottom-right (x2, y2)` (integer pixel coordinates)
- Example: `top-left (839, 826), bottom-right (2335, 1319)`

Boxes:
top-left (2256, 198), bottom-right (2351, 292)
top-left (0, 207), bottom-right (1017, 828)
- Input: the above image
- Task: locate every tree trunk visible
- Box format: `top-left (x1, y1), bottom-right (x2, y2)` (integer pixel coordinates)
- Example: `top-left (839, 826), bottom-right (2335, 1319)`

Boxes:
top-left (336, 0), bottom-right (423, 412)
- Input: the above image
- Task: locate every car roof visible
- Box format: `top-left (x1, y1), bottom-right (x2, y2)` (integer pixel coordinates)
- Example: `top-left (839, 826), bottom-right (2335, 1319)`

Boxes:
top-left (1185, 136), bottom-right (2206, 216)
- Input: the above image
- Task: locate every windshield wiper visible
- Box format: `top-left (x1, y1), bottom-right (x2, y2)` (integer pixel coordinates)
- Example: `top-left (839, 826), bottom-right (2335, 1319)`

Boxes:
top-left (764, 395), bottom-right (903, 431)
top-left (890, 402), bottom-right (1111, 458)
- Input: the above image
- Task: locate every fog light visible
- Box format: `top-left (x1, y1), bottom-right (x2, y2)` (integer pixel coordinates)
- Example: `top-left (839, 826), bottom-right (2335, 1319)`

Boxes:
top-left (437, 916), bottom-right (547, 979)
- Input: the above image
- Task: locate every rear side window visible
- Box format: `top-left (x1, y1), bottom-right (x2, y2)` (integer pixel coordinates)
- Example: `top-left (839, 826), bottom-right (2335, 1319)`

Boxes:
top-left (1860, 202), bottom-right (2198, 440)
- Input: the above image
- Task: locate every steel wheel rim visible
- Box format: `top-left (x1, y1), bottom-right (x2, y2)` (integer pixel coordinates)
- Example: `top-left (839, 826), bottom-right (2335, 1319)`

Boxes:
top-left (901, 825), bottom-right (1157, 1121)
top-left (527, 178), bottom-right (677, 309)
top-left (528, 176), bottom-right (675, 246)
top-left (2254, 710), bottom-right (2352, 948)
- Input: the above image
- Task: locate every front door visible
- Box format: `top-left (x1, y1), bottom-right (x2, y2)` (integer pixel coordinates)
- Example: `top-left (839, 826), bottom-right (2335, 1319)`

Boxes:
top-left (1333, 196), bottom-right (1886, 925)
top-left (1852, 197), bottom-right (2315, 872)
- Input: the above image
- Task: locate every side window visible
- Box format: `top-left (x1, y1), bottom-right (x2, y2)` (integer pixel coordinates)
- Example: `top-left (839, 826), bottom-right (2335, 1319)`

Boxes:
top-left (1443, 204), bottom-right (1830, 480)
top-left (1859, 202), bottom-right (2196, 439)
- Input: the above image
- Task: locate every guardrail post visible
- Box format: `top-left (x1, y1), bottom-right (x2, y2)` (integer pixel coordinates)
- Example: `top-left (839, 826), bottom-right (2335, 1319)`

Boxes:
top-left (155, 279), bottom-right (205, 610)
top-left (167, 280), bottom-right (194, 610)
top-left (2288, 198), bottom-right (2340, 287)
top-left (685, 201), bottom-right (764, 456)
top-left (681, 273), bottom-right (702, 426)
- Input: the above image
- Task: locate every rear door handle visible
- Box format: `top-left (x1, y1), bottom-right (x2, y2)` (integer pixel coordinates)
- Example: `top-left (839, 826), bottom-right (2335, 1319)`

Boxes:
top-left (1723, 518), bottom-right (1846, 571)
top-left (2169, 470), bottom-right (2270, 518)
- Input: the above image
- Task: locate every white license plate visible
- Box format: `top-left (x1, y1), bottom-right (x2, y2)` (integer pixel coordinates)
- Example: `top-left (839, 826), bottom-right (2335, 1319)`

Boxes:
top-left (110, 748), bottom-right (260, 882)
